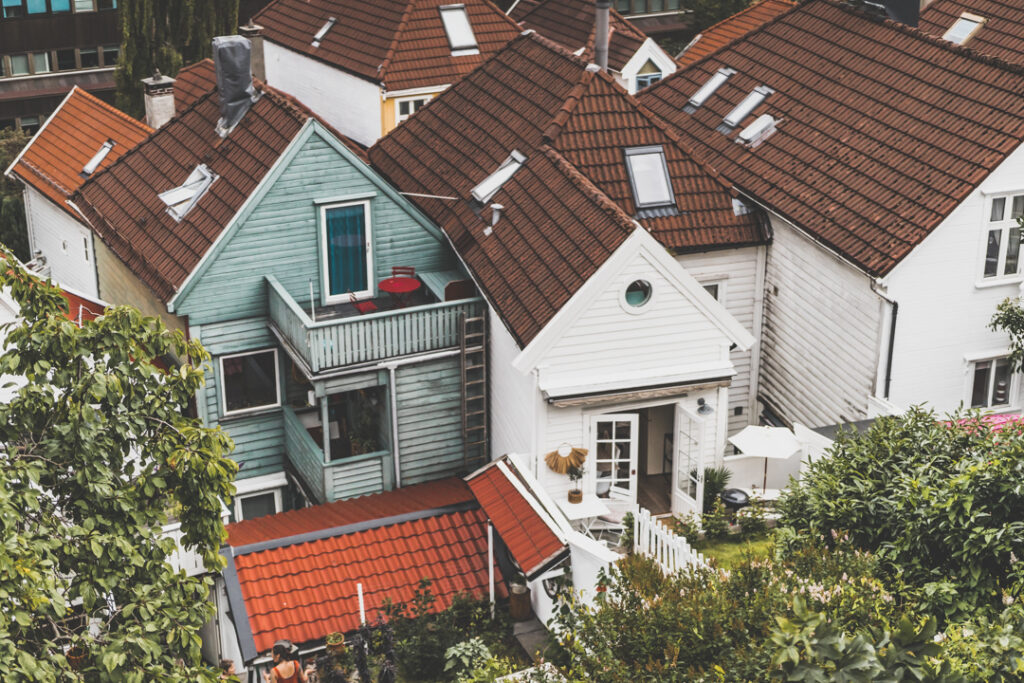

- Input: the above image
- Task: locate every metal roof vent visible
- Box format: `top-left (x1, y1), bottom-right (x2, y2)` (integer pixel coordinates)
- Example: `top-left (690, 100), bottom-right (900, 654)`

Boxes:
top-left (81, 139), bottom-right (115, 177)
top-left (212, 35), bottom-right (258, 138)
top-left (159, 164), bottom-right (217, 221)
top-left (484, 203), bottom-right (504, 236)
top-left (737, 113), bottom-right (777, 148)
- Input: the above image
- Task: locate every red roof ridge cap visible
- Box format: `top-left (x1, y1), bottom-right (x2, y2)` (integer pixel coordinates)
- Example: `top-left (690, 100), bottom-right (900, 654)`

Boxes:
top-left (540, 144), bottom-right (636, 235)
top-left (541, 67), bottom-right (596, 144)
top-left (521, 28), bottom-right (593, 68)
top-left (691, 0), bottom-right (796, 47)
top-left (482, 0), bottom-right (526, 33)
top-left (18, 158), bottom-right (76, 198)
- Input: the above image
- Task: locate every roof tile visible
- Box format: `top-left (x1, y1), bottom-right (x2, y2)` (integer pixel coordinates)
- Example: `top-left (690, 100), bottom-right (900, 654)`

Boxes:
top-left (919, 0), bottom-right (1024, 64)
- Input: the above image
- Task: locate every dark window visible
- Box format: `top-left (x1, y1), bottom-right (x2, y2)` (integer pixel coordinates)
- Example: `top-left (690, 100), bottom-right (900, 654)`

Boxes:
top-left (625, 280), bottom-right (652, 307)
top-left (0, 58), bottom-right (4, 77)
top-left (0, 119), bottom-right (15, 130)
top-left (239, 492), bottom-right (277, 520)
top-left (50, 0), bottom-right (70, 11)
top-left (96, 0), bottom-right (113, 8)
top-left (221, 350), bottom-right (279, 414)
top-left (79, 47), bottom-right (98, 68)
top-left (19, 115), bottom-right (40, 134)
top-left (971, 358), bottom-right (1011, 408)
top-left (2, 0), bottom-right (24, 17)
top-left (635, 72), bottom-right (661, 90)
top-left (991, 197), bottom-right (1006, 222)
top-left (26, 0), bottom-right (45, 12)
top-left (101, 44), bottom-right (119, 66)
top-left (327, 386), bottom-right (387, 460)
top-left (703, 283), bottom-right (719, 300)
top-left (56, 48), bottom-right (76, 71)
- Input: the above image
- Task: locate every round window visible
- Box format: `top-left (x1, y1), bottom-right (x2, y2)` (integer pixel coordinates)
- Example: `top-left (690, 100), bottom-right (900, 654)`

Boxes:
top-left (624, 280), bottom-right (652, 307)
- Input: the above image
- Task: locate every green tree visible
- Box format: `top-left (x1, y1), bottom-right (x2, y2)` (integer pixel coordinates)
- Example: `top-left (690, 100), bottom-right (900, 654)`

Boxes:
top-left (0, 254), bottom-right (237, 680)
top-left (0, 127), bottom-right (31, 261)
top-left (690, 0), bottom-right (752, 34)
top-left (115, 0), bottom-right (240, 118)
top-left (991, 250), bottom-right (1024, 373)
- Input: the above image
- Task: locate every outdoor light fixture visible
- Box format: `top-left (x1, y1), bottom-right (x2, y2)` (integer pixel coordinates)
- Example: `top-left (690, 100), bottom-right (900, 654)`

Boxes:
top-left (697, 398), bottom-right (714, 415)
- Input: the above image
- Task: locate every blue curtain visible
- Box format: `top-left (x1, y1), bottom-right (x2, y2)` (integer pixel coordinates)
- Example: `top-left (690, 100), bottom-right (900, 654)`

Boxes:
top-left (326, 205), bottom-right (367, 296)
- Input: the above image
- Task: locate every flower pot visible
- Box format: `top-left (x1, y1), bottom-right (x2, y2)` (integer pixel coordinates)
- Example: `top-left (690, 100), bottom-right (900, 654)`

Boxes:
top-left (567, 489), bottom-right (583, 504)
top-left (67, 647), bottom-right (86, 670)
top-left (509, 582), bottom-right (532, 622)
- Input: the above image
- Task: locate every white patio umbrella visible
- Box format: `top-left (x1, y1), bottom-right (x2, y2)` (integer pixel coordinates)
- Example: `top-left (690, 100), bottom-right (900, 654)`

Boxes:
top-left (726, 425), bottom-right (803, 490)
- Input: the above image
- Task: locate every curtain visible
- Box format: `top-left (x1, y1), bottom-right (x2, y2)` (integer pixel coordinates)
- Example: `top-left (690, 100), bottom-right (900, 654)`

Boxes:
top-left (326, 205), bottom-right (368, 296)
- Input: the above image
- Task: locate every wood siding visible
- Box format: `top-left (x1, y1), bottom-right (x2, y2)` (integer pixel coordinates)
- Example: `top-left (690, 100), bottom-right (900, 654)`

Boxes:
top-left (760, 216), bottom-right (882, 427)
top-left (23, 186), bottom-right (98, 297)
top-left (94, 238), bottom-right (186, 335)
top-left (488, 307), bottom-right (539, 459)
top-left (176, 130), bottom-right (456, 326)
top-left (395, 356), bottom-right (467, 486)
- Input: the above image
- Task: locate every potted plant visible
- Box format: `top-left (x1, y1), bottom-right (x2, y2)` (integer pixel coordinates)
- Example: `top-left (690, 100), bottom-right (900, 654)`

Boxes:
top-left (567, 465), bottom-right (584, 504)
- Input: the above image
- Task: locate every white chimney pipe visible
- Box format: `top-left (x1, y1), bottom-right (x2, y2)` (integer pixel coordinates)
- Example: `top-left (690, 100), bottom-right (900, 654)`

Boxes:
top-left (140, 69), bottom-right (176, 129)
top-left (595, 0), bottom-right (611, 72)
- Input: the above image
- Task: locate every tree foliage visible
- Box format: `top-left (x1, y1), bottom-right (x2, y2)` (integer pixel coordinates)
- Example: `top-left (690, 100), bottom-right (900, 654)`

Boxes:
top-left (0, 127), bottom-right (31, 261)
top-left (115, 0), bottom-right (240, 118)
top-left (690, 0), bottom-right (753, 34)
top-left (0, 255), bottom-right (236, 680)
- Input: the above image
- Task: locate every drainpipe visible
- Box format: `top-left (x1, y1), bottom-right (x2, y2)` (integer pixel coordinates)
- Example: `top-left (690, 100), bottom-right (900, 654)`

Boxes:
top-left (487, 523), bottom-right (495, 619)
top-left (872, 280), bottom-right (899, 400)
top-left (595, 0), bottom-right (611, 72)
top-left (387, 364), bottom-right (401, 488)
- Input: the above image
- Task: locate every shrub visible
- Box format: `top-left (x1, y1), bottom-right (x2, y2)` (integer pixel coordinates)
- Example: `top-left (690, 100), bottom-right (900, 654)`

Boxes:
top-left (445, 638), bottom-right (491, 679)
top-left (701, 500), bottom-right (730, 540)
top-left (671, 512), bottom-right (701, 541)
top-left (737, 504), bottom-right (767, 537)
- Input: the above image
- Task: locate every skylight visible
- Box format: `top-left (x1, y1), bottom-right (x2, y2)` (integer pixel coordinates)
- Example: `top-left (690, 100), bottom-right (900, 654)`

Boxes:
top-left (81, 139), bottom-right (114, 177)
top-left (311, 17), bottom-right (337, 48)
top-left (625, 146), bottom-right (674, 209)
top-left (942, 12), bottom-right (985, 45)
top-left (471, 151), bottom-right (525, 204)
top-left (439, 5), bottom-right (479, 56)
top-left (686, 67), bottom-right (736, 112)
top-left (722, 85), bottom-right (774, 129)
top-left (159, 164), bottom-right (216, 221)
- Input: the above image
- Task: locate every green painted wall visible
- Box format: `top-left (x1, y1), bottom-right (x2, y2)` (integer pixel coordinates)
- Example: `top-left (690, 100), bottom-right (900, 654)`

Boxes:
top-left (395, 356), bottom-right (467, 486)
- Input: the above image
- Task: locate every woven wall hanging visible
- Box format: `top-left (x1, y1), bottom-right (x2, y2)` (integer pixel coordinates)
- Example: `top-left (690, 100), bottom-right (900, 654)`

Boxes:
top-left (544, 443), bottom-right (588, 474)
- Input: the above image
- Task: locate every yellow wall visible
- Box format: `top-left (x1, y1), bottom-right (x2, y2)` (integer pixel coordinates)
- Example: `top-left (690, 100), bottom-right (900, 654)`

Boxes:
top-left (380, 89), bottom-right (445, 138)
top-left (94, 239), bottom-right (187, 336)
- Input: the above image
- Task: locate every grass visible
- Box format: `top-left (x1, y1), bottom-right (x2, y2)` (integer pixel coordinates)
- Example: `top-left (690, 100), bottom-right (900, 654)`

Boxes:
top-left (697, 532), bottom-right (773, 570)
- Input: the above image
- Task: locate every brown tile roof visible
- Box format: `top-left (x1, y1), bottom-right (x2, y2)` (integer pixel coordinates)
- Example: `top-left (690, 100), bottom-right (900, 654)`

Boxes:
top-left (254, 0), bottom-right (521, 92)
top-left (174, 59), bottom-right (217, 113)
top-left (676, 0), bottom-right (796, 68)
top-left (640, 0), bottom-right (1024, 277)
top-left (370, 32), bottom-right (763, 346)
top-left (919, 0), bottom-right (1024, 64)
top-left (515, 0), bottom-right (650, 72)
top-left (7, 87), bottom-right (152, 216)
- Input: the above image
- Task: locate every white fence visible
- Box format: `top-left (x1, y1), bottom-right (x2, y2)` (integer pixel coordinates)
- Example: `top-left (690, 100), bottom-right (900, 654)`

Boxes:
top-left (632, 505), bottom-right (706, 573)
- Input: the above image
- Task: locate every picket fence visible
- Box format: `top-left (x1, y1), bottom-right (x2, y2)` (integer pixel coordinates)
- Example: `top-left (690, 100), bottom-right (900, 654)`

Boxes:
top-left (632, 505), bottom-right (706, 573)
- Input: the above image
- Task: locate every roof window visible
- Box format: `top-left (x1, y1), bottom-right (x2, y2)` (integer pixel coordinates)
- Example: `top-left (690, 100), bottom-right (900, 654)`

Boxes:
top-left (81, 139), bottom-right (114, 177)
top-left (439, 5), bottom-right (479, 56)
top-left (159, 164), bottom-right (217, 221)
top-left (722, 85), bottom-right (774, 129)
top-left (942, 12), bottom-right (985, 45)
top-left (685, 67), bottom-right (736, 113)
top-left (624, 146), bottom-right (674, 209)
top-left (311, 17), bottom-right (337, 48)
top-left (471, 151), bottom-right (525, 204)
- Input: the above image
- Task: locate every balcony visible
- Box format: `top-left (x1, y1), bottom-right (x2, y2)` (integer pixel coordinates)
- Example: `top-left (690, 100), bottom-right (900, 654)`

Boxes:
top-left (266, 274), bottom-right (483, 375)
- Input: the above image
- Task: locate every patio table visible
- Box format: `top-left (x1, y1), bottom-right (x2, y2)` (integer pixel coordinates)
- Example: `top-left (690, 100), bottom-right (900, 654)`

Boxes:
top-left (556, 495), bottom-right (610, 537)
top-left (378, 276), bottom-right (421, 307)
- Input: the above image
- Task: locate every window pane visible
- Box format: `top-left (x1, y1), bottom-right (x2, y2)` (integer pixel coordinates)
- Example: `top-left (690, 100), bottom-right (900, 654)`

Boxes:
top-left (1013, 195), bottom-right (1024, 220)
top-left (327, 386), bottom-right (387, 460)
top-left (10, 54), bottom-right (29, 75)
top-left (991, 197), bottom-right (1006, 222)
top-left (32, 52), bottom-right (49, 73)
top-left (627, 150), bottom-right (673, 207)
top-left (2, 0), bottom-right (24, 18)
top-left (984, 229), bottom-right (1001, 277)
top-left (324, 204), bottom-right (368, 296)
top-left (51, 0), bottom-right (70, 11)
top-left (26, 0), bottom-right (45, 12)
top-left (439, 6), bottom-right (477, 51)
top-left (222, 351), bottom-right (278, 413)
top-left (0, 58), bottom-right (4, 77)
top-left (240, 492), bottom-right (277, 520)
top-left (943, 17), bottom-right (980, 44)
top-left (96, 0), bottom-right (113, 8)
top-left (56, 48), bottom-right (76, 70)
top-left (971, 360), bottom-right (991, 408)
top-left (74, 0), bottom-right (93, 10)
top-left (991, 358), bottom-right (1011, 406)
top-left (19, 116), bottom-right (40, 134)
top-left (703, 283), bottom-right (719, 300)
top-left (399, 101), bottom-right (409, 117)
top-left (79, 48), bottom-right (98, 68)
top-left (102, 44), bottom-right (119, 66)
top-left (1006, 226), bottom-right (1022, 276)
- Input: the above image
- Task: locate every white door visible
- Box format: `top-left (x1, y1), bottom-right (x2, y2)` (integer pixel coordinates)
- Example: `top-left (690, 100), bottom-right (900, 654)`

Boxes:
top-left (590, 414), bottom-right (639, 502)
top-left (672, 403), bottom-right (705, 517)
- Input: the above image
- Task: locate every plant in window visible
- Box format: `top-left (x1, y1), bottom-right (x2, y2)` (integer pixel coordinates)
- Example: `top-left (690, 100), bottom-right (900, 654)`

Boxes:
top-left (566, 464), bottom-right (584, 504)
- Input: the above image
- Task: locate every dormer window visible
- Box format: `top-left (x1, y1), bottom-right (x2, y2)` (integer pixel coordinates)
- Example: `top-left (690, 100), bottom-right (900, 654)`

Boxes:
top-left (81, 139), bottom-right (114, 177)
top-left (685, 67), bottom-right (736, 113)
top-left (439, 5), bottom-right (479, 56)
top-left (722, 85), bottom-right (774, 129)
top-left (312, 17), bottom-right (337, 48)
top-left (159, 164), bottom-right (216, 221)
top-left (942, 12), bottom-right (985, 45)
top-left (471, 151), bottom-right (525, 204)
top-left (624, 146), bottom-right (674, 209)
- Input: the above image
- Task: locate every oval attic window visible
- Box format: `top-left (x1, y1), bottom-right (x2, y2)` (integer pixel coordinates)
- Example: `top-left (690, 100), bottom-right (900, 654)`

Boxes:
top-left (624, 280), bottom-right (652, 307)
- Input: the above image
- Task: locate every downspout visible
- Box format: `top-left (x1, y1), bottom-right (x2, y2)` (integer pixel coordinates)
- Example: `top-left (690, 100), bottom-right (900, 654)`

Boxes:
top-left (872, 280), bottom-right (899, 400)
top-left (387, 364), bottom-right (401, 488)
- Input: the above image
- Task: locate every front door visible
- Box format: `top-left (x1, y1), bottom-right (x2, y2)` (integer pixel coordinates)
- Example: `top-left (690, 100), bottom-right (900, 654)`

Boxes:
top-left (672, 403), bottom-right (705, 517)
top-left (590, 414), bottom-right (639, 502)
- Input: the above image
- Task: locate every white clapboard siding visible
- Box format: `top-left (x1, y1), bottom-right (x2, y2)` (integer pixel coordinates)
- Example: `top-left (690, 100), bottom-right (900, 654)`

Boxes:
top-left (760, 216), bottom-right (882, 427)
top-left (488, 307), bottom-right (540, 460)
top-left (677, 246), bottom-right (763, 436)
top-left (23, 186), bottom-right (98, 298)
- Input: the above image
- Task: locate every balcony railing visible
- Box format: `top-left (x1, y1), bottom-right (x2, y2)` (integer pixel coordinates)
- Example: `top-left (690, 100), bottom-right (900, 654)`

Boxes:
top-left (267, 275), bottom-right (482, 374)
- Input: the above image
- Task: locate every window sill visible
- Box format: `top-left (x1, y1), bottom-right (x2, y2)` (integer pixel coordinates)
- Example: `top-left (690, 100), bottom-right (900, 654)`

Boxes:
top-left (974, 277), bottom-right (1023, 290)
top-left (220, 405), bottom-right (282, 422)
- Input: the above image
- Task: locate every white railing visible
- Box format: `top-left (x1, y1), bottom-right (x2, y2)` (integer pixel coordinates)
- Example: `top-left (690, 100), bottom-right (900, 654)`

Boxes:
top-left (632, 505), bottom-right (706, 573)
top-left (163, 509), bottom-right (230, 577)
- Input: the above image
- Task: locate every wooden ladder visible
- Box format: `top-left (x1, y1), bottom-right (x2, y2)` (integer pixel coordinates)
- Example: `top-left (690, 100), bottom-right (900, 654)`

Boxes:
top-left (460, 314), bottom-right (488, 472)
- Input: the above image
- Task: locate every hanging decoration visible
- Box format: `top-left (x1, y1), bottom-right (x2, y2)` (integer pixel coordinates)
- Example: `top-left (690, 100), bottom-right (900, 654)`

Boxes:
top-left (544, 443), bottom-right (587, 474)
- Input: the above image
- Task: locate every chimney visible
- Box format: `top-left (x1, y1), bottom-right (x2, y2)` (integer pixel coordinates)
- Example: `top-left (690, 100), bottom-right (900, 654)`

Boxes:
top-left (882, 0), bottom-right (918, 26)
top-left (212, 35), bottom-right (259, 137)
top-left (238, 20), bottom-right (266, 82)
top-left (594, 0), bottom-right (611, 72)
top-left (140, 69), bottom-right (176, 129)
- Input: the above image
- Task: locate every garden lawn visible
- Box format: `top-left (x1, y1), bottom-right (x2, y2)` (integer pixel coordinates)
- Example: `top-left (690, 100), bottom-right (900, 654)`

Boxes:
top-left (698, 533), bottom-right (772, 569)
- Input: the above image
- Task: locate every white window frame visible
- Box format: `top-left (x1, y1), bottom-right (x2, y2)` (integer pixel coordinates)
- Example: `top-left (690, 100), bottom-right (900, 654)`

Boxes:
top-left (624, 145), bottom-right (674, 209)
top-left (439, 4), bottom-right (479, 56)
top-left (699, 277), bottom-right (727, 304)
top-left (965, 353), bottom-right (1016, 410)
top-left (233, 472), bottom-right (287, 521)
top-left (319, 199), bottom-right (373, 305)
top-left (219, 348), bottom-right (281, 417)
top-left (979, 192), bottom-right (1024, 283)
top-left (942, 12), bottom-right (985, 45)
top-left (395, 95), bottom-right (431, 124)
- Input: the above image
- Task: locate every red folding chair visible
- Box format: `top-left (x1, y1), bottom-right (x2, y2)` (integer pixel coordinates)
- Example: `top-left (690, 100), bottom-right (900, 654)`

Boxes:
top-left (349, 292), bottom-right (378, 315)
top-left (392, 265), bottom-right (416, 278)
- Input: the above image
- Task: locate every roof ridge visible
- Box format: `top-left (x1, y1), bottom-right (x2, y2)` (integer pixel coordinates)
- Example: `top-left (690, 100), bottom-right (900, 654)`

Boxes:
top-left (541, 67), bottom-right (596, 144)
top-left (539, 144), bottom-right (636, 236)
top-left (379, 0), bottom-right (417, 84)
top-left (520, 28), bottom-right (594, 68)
top-left (482, 0), bottom-right (529, 33)
top-left (71, 87), bottom-right (155, 137)
top-left (689, 0), bottom-right (796, 47)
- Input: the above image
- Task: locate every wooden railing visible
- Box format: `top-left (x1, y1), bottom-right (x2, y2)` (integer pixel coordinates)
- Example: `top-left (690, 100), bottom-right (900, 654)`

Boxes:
top-left (632, 505), bottom-right (706, 573)
top-left (267, 275), bottom-right (482, 373)
top-left (282, 405), bottom-right (327, 503)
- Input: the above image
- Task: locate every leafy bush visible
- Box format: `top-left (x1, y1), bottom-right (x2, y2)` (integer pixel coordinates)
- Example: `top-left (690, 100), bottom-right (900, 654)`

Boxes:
top-left (737, 504), bottom-right (767, 537)
top-left (445, 638), bottom-right (491, 679)
top-left (702, 465), bottom-right (733, 513)
top-left (701, 499), bottom-right (730, 541)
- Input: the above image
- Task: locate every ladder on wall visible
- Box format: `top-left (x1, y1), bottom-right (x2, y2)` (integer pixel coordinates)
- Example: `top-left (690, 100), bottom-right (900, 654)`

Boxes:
top-left (460, 314), bottom-right (488, 472)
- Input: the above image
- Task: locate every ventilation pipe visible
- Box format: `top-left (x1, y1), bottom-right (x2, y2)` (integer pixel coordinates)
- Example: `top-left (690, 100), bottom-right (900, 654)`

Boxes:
top-left (140, 69), bottom-right (176, 129)
top-left (238, 20), bottom-right (266, 82)
top-left (862, 0), bottom-right (918, 26)
top-left (484, 203), bottom-right (504, 236)
top-left (595, 0), bottom-right (611, 72)
top-left (212, 35), bottom-right (259, 137)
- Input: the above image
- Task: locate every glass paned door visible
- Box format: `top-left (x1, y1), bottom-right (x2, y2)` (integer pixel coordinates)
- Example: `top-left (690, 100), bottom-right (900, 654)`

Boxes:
top-left (325, 204), bottom-right (369, 298)
top-left (591, 414), bottom-right (639, 501)
top-left (672, 403), bottom-right (705, 516)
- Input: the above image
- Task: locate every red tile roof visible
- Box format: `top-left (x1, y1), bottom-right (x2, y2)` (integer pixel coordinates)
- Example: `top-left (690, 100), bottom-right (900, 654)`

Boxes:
top-left (7, 87), bottom-right (153, 217)
top-left (676, 0), bottom-right (796, 68)
top-left (174, 59), bottom-right (218, 113)
top-left (640, 0), bottom-right (1024, 277)
top-left (61, 287), bottom-right (106, 324)
top-left (370, 32), bottom-right (763, 346)
top-left (254, 0), bottom-right (521, 92)
top-left (515, 0), bottom-right (650, 72)
top-left (224, 479), bottom-right (502, 656)
top-left (466, 460), bottom-right (565, 578)
top-left (919, 0), bottom-right (1024, 64)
